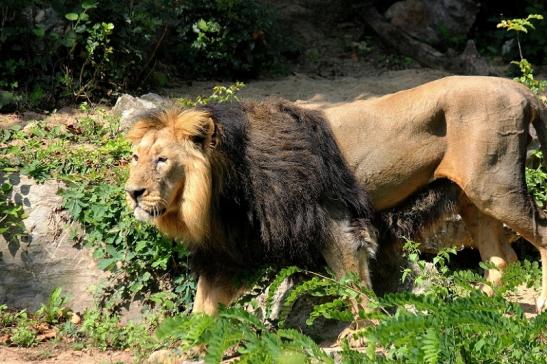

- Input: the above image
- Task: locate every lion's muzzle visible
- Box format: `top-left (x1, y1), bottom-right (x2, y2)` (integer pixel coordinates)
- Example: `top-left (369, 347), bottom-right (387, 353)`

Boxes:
top-left (126, 186), bottom-right (146, 200)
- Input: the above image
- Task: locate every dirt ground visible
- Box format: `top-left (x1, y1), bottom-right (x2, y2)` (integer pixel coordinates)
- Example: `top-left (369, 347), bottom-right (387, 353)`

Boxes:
top-left (0, 344), bottom-right (133, 364)
top-left (165, 68), bottom-right (450, 108)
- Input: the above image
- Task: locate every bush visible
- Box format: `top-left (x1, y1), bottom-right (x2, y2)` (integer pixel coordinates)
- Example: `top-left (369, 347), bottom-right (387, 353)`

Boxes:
top-left (0, 0), bottom-right (282, 110)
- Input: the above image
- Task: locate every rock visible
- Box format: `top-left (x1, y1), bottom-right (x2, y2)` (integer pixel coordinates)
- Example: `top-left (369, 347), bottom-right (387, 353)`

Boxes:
top-left (22, 111), bottom-right (46, 122)
top-left (112, 93), bottom-right (169, 130)
top-left (0, 173), bottom-right (105, 312)
top-left (253, 275), bottom-right (349, 343)
top-left (385, 0), bottom-right (479, 47)
top-left (146, 349), bottom-right (203, 364)
top-left (455, 40), bottom-right (492, 75)
top-left (140, 93), bottom-right (167, 104)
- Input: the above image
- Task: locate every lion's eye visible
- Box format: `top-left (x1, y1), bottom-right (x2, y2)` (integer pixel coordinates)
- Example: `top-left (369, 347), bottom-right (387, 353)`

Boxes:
top-left (132, 154), bottom-right (139, 162)
top-left (157, 156), bottom-right (167, 164)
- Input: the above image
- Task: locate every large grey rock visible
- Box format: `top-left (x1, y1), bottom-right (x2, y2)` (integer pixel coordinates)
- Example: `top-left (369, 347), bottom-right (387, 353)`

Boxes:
top-left (385, 0), bottom-right (479, 47)
top-left (112, 93), bottom-right (169, 130)
top-left (0, 174), bottom-right (105, 312)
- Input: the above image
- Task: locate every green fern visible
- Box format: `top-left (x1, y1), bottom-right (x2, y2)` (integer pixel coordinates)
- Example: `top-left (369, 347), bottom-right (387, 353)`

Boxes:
top-left (265, 266), bottom-right (301, 318)
top-left (421, 328), bottom-right (440, 364)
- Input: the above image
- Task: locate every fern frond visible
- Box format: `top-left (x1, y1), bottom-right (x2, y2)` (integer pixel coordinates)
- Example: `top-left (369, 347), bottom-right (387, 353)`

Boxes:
top-left (421, 327), bottom-right (440, 364)
top-left (306, 298), bottom-right (352, 325)
top-left (279, 276), bottom-right (333, 326)
top-left (277, 328), bottom-right (334, 363)
top-left (265, 266), bottom-right (302, 317)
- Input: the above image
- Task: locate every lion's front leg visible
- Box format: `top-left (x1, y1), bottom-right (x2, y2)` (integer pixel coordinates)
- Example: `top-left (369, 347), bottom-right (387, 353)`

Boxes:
top-left (192, 275), bottom-right (243, 315)
top-left (322, 218), bottom-right (378, 344)
top-left (321, 218), bottom-right (378, 302)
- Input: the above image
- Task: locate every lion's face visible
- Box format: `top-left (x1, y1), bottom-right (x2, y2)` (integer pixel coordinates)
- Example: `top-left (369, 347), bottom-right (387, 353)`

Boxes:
top-left (125, 109), bottom-right (215, 242)
top-left (125, 128), bottom-right (186, 222)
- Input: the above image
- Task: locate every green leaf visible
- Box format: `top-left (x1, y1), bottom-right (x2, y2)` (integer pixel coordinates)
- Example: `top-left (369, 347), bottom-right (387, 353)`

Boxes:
top-left (81, 0), bottom-right (97, 10)
top-left (65, 13), bottom-right (79, 21)
top-left (32, 25), bottom-right (45, 38)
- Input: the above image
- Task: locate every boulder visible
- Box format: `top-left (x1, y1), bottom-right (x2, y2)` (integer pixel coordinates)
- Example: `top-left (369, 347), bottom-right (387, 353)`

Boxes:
top-left (112, 93), bottom-right (169, 130)
top-left (0, 174), bottom-right (105, 312)
top-left (385, 0), bottom-right (480, 48)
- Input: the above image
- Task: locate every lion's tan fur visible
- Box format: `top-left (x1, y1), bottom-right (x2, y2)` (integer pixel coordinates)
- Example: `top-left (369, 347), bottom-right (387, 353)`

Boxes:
top-left (320, 75), bottom-right (547, 309)
top-left (126, 109), bottom-right (215, 244)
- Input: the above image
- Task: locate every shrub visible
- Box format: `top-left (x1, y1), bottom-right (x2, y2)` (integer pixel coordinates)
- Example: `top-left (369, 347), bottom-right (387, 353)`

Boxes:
top-left (0, 1), bottom-right (281, 110)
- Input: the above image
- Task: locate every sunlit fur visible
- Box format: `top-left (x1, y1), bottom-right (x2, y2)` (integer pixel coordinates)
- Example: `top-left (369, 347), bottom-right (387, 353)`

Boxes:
top-left (126, 109), bottom-right (214, 244)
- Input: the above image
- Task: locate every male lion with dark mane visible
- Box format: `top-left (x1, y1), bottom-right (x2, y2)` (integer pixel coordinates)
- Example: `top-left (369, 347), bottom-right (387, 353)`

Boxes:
top-left (125, 99), bottom-right (446, 314)
top-left (124, 101), bottom-right (385, 314)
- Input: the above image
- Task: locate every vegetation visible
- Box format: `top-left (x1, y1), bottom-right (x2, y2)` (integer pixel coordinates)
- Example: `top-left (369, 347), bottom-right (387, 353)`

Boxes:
top-left (1, 6), bottom-right (547, 363)
top-left (0, 290), bottom-right (158, 358)
top-left (0, 1), bottom-right (282, 110)
top-left (497, 14), bottom-right (547, 208)
top-left (0, 84), bottom-right (247, 316)
top-left (497, 13), bottom-right (547, 100)
top-left (157, 244), bottom-right (547, 363)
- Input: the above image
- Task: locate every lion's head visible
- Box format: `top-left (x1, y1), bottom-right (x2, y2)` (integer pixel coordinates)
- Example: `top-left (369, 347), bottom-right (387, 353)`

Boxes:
top-left (125, 108), bottom-right (217, 243)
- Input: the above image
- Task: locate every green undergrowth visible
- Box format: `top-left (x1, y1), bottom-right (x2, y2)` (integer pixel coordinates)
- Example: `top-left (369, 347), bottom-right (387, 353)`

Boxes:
top-left (3, 250), bottom-right (544, 362)
top-left (0, 288), bottom-right (161, 359)
top-left (0, 1), bottom-right (285, 110)
top-left (158, 243), bottom-right (547, 363)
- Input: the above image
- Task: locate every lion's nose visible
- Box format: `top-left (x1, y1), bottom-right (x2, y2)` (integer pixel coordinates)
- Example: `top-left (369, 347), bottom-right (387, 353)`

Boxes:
top-left (125, 187), bottom-right (146, 201)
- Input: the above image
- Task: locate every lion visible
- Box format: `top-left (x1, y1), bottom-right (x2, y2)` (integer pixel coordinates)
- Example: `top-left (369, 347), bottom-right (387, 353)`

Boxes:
top-left (124, 101), bottom-right (385, 315)
top-left (321, 75), bottom-right (547, 310)
top-left (124, 99), bottom-right (457, 315)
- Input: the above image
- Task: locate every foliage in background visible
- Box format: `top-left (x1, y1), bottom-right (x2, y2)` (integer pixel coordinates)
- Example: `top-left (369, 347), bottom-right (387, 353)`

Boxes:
top-left (495, 13), bottom-right (547, 208)
top-left (475, 1), bottom-right (547, 65)
top-left (0, 1), bottom-right (282, 110)
top-left (497, 13), bottom-right (547, 100)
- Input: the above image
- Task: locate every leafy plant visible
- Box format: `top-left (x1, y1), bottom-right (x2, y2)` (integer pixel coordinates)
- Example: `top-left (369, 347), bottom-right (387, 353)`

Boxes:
top-left (497, 14), bottom-right (547, 207)
top-left (36, 288), bottom-right (71, 325)
top-left (157, 307), bottom-right (333, 364)
top-left (526, 150), bottom-right (547, 207)
top-left (154, 240), bottom-right (547, 364)
top-left (10, 321), bottom-right (38, 348)
top-left (497, 14), bottom-right (547, 99)
top-left (0, 181), bottom-right (25, 236)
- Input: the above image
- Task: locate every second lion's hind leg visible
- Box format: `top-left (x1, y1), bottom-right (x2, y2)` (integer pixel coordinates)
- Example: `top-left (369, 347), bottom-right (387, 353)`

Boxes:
top-left (457, 195), bottom-right (517, 295)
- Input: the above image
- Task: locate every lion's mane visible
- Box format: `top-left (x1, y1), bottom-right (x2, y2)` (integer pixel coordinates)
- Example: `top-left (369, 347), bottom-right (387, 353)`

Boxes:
top-left (149, 100), bottom-right (377, 278)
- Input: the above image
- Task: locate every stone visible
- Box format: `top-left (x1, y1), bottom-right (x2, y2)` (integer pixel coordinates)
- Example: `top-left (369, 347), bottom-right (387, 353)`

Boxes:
top-left (385, 0), bottom-right (479, 47)
top-left (22, 111), bottom-right (46, 122)
top-left (112, 93), bottom-right (169, 130)
top-left (0, 173), bottom-right (105, 312)
top-left (455, 40), bottom-right (492, 75)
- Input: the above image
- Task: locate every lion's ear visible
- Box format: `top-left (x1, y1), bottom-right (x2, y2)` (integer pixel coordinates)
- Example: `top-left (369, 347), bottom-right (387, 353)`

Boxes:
top-left (189, 116), bottom-right (218, 149)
